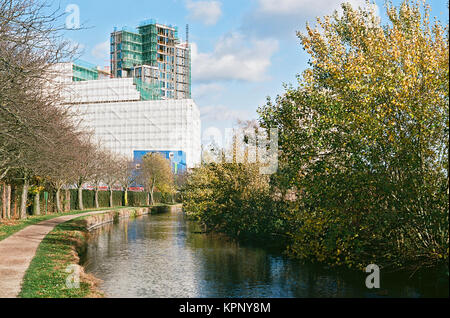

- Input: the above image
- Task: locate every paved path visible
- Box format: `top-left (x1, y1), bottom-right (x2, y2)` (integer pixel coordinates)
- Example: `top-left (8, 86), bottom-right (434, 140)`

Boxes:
top-left (0, 210), bottom-right (117, 298)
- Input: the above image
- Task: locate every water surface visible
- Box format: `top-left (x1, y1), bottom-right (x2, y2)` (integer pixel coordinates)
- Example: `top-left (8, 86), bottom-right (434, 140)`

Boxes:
top-left (84, 212), bottom-right (448, 298)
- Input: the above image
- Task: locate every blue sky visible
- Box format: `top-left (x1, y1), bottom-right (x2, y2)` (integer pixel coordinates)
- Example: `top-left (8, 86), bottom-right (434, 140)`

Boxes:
top-left (58, 0), bottom-right (448, 136)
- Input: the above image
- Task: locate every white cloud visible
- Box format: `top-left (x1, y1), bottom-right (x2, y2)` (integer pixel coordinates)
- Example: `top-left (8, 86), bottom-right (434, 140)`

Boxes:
top-left (257, 0), bottom-right (358, 14)
top-left (193, 83), bottom-right (224, 99)
top-left (191, 32), bottom-right (279, 82)
top-left (257, 0), bottom-right (376, 15)
top-left (67, 38), bottom-right (85, 54)
top-left (91, 41), bottom-right (109, 60)
top-left (242, 0), bottom-right (378, 38)
top-left (186, 0), bottom-right (222, 26)
top-left (200, 105), bottom-right (251, 122)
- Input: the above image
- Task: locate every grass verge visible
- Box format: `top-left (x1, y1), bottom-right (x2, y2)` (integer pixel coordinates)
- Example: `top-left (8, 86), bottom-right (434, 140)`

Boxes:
top-left (17, 204), bottom-right (176, 298)
top-left (0, 207), bottom-right (124, 241)
top-left (18, 217), bottom-right (103, 298)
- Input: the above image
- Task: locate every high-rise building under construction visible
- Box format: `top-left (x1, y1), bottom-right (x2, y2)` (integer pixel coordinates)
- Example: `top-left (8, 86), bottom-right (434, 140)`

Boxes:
top-left (52, 19), bottom-right (200, 171)
top-left (110, 19), bottom-right (191, 100)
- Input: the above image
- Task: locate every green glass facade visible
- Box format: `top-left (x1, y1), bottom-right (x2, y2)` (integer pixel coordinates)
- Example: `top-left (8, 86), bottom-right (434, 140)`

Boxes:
top-left (111, 20), bottom-right (191, 100)
top-left (72, 60), bottom-right (98, 82)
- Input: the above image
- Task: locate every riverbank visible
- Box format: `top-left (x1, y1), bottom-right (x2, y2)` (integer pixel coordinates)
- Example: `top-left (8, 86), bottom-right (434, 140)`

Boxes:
top-left (0, 207), bottom-right (123, 242)
top-left (18, 205), bottom-right (180, 298)
top-left (0, 208), bottom-right (131, 298)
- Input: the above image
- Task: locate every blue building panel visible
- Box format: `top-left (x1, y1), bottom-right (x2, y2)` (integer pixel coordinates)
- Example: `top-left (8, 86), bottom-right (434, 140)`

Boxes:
top-left (133, 150), bottom-right (186, 174)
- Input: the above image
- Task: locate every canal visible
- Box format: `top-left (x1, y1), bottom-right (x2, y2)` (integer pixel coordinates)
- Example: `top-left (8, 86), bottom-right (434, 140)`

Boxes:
top-left (83, 211), bottom-right (448, 298)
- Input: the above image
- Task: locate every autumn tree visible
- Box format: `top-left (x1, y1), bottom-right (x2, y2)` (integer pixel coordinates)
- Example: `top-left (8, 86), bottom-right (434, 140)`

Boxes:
top-left (139, 153), bottom-right (174, 206)
top-left (258, 0), bottom-right (448, 270)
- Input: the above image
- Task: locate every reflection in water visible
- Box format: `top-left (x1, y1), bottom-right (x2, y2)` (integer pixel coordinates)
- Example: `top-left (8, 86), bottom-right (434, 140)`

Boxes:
top-left (84, 212), bottom-right (448, 298)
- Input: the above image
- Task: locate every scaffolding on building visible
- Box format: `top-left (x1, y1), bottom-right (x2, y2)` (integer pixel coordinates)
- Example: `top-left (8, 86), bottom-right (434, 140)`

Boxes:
top-left (133, 77), bottom-right (161, 101)
top-left (110, 19), bottom-right (191, 100)
top-left (73, 60), bottom-right (99, 81)
top-left (139, 23), bottom-right (157, 67)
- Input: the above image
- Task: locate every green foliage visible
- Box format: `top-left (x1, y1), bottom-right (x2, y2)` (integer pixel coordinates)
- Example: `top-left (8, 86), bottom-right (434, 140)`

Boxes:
top-left (37, 191), bottom-right (53, 214)
top-left (164, 0), bottom-right (448, 275)
top-left (258, 0), bottom-right (449, 271)
top-left (68, 190), bottom-right (124, 210)
top-left (182, 162), bottom-right (286, 243)
top-left (64, 189), bottom-right (166, 209)
top-left (69, 189), bottom-right (77, 211)
top-left (140, 153), bottom-right (175, 201)
top-left (125, 191), bottom-right (171, 206)
top-left (98, 191), bottom-right (110, 207)
top-left (112, 191), bottom-right (124, 207)
top-left (127, 191), bottom-right (148, 206)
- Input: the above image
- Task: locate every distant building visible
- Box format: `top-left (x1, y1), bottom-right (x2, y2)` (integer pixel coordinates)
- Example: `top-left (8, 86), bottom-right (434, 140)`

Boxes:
top-left (110, 19), bottom-right (191, 100)
top-left (58, 71), bottom-right (200, 168)
top-left (71, 60), bottom-right (112, 82)
top-left (52, 19), bottom-right (199, 170)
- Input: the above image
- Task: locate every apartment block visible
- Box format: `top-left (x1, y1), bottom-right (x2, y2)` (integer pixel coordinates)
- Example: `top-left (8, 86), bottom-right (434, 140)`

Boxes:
top-left (110, 19), bottom-right (191, 100)
top-left (54, 62), bottom-right (201, 169)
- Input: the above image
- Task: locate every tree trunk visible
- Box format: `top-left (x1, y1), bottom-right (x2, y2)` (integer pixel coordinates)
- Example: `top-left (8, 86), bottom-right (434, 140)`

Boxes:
top-left (64, 189), bottom-right (70, 212)
top-left (146, 192), bottom-right (150, 206)
top-left (109, 188), bottom-right (113, 207)
top-left (6, 184), bottom-right (11, 219)
top-left (95, 188), bottom-right (99, 209)
top-left (77, 186), bottom-right (84, 210)
top-left (124, 189), bottom-right (128, 206)
top-left (20, 178), bottom-right (29, 219)
top-left (150, 185), bottom-right (154, 206)
top-left (33, 192), bottom-right (40, 215)
top-left (11, 185), bottom-right (16, 219)
top-left (2, 182), bottom-right (6, 219)
top-left (56, 188), bottom-right (62, 213)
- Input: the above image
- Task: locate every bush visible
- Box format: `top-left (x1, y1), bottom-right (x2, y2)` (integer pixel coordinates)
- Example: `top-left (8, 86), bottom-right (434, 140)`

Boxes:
top-left (112, 191), bottom-right (124, 206)
top-left (182, 163), bottom-right (286, 243)
top-left (127, 191), bottom-right (147, 207)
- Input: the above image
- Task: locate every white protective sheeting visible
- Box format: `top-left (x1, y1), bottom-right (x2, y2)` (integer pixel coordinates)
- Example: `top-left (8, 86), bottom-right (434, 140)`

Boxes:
top-left (69, 98), bottom-right (201, 168)
top-left (63, 78), bottom-right (141, 104)
top-left (57, 65), bottom-right (201, 168)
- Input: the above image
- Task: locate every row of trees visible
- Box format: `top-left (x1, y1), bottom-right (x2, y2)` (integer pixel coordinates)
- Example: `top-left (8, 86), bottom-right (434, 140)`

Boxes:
top-left (182, 0), bottom-right (449, 273)
top-left (0, 0), bottom-right (177, 219)
top-left (1, 0), bottom-right (80, 219)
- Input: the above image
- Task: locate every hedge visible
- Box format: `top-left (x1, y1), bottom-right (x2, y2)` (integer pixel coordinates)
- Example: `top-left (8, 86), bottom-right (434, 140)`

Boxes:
top-left (67, 189), bottom-right (165, 210)
top-left (0, 187), bottom-right (175, 218)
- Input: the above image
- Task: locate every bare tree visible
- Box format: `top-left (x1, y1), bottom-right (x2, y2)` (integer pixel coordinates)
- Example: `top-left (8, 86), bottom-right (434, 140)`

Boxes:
top-left (1, 0), bottom-right (79, 218)
top-left (102, 151), bottom-right (122, 207)
top-left (87, 146), bottom-right (109, 209)
top-left (71, 138), bottom-right (97, 210)
top-left (116, 156), bottom-right (138, 206)
top-left (45, 129), bottom-right (85, 212)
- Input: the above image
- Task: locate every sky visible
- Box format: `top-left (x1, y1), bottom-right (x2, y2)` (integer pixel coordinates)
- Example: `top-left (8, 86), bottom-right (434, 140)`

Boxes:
top-left (57, 0), bottom-right (448, 138)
